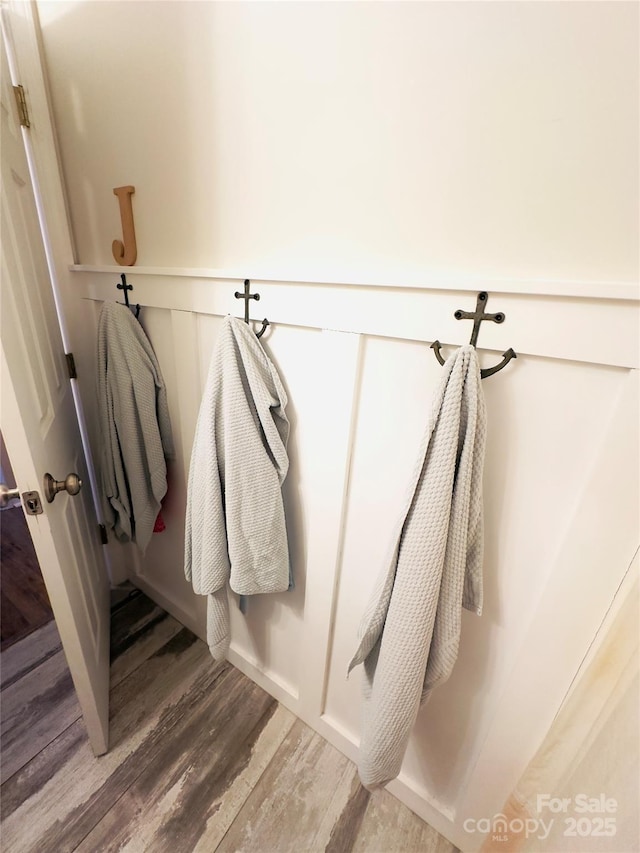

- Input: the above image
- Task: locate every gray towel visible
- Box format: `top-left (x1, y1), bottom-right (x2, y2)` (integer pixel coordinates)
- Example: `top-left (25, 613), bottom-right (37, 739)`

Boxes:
top-left (97, 301), bottom-right (174, 553)
top-left (184, 316), bottom-right (290, 660)
top-left (348, 344), bottom-right (486, 789)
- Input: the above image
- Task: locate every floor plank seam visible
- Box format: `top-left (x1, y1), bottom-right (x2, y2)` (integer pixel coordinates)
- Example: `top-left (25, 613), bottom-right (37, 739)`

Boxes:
top-left (68, 656), bottom-right (237, 851)
top-left (68, 780), bottom-right (143, 853)
top-left (0, 710), bottom-right (84, 791)
top-left (212, 701), bottom-right (291, 853)
top-left (109, 611), bottom-right (171, 668)
top-left (0, 643), bottom-right (63, 693)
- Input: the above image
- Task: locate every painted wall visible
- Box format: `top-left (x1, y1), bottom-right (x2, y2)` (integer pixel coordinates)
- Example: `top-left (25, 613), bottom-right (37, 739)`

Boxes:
top-left (34, 2), bottom-right (639, 850)
top-left (38, 1), bottom-right (638, 282)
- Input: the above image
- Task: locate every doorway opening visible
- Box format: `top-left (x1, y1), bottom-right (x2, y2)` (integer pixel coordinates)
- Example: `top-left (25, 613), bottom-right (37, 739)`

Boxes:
top-left (0, 431), bottom-right (53, 650)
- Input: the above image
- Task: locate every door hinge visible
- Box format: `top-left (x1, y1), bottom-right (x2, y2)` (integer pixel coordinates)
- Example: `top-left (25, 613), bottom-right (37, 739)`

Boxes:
top-left (99, 524), bottom-right (108, 545)
top-left (13, 85), bottom-right (30, 128)
top-left (65, 352), bottom-right (77, 379)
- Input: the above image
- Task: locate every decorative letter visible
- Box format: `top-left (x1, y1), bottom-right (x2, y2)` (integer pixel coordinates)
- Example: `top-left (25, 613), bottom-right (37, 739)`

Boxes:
top-left (112, 185), bottom-right (137, 266)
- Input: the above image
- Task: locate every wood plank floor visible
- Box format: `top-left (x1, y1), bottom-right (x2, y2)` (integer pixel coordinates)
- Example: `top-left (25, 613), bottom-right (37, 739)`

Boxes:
top-left (0, 590), bottom-right (458, 853)
top-left (0, 506), bottom-right (54, 651)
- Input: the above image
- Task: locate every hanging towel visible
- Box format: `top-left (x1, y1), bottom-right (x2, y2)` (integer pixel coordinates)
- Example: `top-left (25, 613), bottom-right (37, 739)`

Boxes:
top-left (97, 301), bottom-right (174, 553)
top-left (184, 315), bottom-right (290, 660)
top-left (348, 344), bottom-right (486, 789)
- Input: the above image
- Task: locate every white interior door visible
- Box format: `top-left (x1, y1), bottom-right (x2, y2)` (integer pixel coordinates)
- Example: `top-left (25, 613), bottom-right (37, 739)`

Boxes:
top-left (1, 36), bottom-right (110, 755)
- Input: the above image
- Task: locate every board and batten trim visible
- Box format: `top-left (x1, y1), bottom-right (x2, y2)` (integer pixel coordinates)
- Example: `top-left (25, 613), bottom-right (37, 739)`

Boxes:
top-left (71, 266), bottom-right (639, 851)
top-left (297, 330), bottom-right (364, 721)
top-left (71, 264), bottom-right (639, 301)
top-left (168, 310), bottom-right (202, 478)
top-left (72, 268), bottom-right (639, 369)
top-left (456, 369), bottom-right (640, 851)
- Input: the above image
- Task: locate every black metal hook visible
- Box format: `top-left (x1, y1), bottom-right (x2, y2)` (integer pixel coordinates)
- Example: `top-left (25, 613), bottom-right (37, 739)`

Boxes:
top-left (116, 273), bottom-right (140, 319)
top-left (431, 291), bottom-right (516, 379)
top-left (234, 280), bottom-right (269, 338)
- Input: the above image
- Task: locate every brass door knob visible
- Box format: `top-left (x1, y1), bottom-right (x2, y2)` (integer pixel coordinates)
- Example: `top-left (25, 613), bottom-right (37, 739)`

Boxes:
top-left (0, 483), bottom-right (20, 509)
top-left (43, 472), bottom-right (82, 503)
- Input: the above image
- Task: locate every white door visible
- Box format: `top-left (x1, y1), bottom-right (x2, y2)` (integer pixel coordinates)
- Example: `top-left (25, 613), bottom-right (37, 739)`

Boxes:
top-left (1, 36), bottom-right (110, 755)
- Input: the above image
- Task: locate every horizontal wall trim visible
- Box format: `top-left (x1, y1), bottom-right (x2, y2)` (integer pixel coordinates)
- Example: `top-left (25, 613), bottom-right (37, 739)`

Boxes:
top-left (70, 265), bottom-right (639, 302)
top-left (71, 268), bottom-right (639, 368)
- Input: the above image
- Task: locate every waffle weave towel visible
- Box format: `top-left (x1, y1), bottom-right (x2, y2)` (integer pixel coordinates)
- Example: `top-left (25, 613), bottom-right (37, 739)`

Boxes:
top-left (97, 302), bottom-right (174, 553)
top-left (348, 344), bottom-right (486, 788)
top-left (184, 316), bottom-right (290, 659)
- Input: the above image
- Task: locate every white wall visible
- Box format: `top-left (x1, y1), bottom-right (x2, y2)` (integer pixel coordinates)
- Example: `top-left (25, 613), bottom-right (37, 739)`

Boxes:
top-left (34, 2), bottom-right (639, 850)
top-left (38, 1), bottom-right (638, 282)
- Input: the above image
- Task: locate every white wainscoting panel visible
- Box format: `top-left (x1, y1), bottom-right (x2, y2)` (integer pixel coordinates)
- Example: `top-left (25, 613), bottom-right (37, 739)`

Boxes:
top-left (70, 268), bottom-right (639, 851)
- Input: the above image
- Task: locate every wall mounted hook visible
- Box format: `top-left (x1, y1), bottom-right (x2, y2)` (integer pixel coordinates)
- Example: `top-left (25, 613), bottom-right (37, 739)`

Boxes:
top-left (234, 280), bottom-right (269, 338)
top-left (116, 273), bottom-right (140, 318)
top-left (431, 291), bottom-right (517, 379)
top-left (112, 185), bottom-right (137, 266)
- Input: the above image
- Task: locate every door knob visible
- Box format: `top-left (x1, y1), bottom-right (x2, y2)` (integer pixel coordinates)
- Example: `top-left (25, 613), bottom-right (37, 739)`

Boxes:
top-left (43, 472), bottom-right (82, 503)
top-left (0, 483), bottom-right (20, 509)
